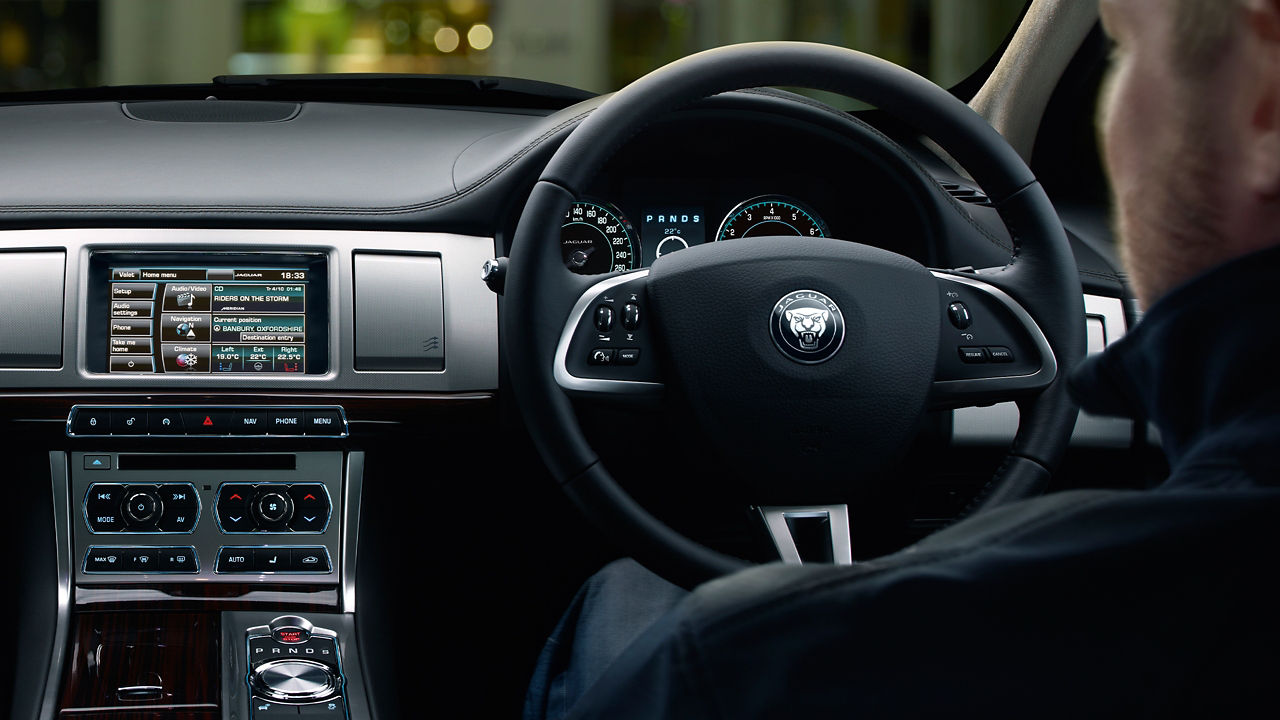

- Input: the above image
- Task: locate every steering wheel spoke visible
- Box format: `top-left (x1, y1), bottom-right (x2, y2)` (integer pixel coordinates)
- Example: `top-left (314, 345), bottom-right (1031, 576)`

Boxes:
top-left (928, 270), bottom-right (1057, 409)
top-left (554, 269), bottom-right (665, 398)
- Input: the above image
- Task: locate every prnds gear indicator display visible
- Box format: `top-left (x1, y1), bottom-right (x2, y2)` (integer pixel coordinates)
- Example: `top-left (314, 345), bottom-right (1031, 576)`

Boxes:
top-left (108, 266), bottom-right (309, 374)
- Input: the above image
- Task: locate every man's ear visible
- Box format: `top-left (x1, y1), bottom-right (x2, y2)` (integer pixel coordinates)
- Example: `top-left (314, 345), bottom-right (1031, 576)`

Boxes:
top-left (1247, 0), bottom-right (1280, 198)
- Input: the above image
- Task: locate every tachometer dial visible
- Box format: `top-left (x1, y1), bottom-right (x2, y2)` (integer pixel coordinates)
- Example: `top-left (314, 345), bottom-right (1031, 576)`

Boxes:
top-left (561, 201), bottom-right (641, 274)
top-left (715, 195), bottom-right (829, 241)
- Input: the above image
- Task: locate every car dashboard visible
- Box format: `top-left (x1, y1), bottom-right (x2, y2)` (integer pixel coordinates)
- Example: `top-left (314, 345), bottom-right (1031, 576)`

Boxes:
top-left (0, 88), bottom-right (1138, 720)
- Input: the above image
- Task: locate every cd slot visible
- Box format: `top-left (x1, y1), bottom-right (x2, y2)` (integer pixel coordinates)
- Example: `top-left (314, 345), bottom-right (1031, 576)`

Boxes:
top-left (118, 454), bottom-right (297, 471)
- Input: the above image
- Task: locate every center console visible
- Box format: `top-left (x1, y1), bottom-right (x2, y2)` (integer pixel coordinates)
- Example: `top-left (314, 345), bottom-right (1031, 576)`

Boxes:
top-left (2, 228), bottom-right (500, 720)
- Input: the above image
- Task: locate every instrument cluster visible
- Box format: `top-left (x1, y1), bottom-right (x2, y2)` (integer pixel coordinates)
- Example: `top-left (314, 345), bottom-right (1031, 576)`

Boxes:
top-left (561, 194), bottom-right (830, 275)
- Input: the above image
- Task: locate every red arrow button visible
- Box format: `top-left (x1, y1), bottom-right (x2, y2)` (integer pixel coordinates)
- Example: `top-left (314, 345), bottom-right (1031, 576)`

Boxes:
top-left (229, 493), bottom-right (242, 501)
top-left (303, 493), bottom-right (317, 501)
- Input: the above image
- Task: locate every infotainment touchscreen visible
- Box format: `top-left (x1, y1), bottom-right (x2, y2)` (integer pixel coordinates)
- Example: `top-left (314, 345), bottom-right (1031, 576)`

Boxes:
top-left (106, 265), bottom-right (314, 374)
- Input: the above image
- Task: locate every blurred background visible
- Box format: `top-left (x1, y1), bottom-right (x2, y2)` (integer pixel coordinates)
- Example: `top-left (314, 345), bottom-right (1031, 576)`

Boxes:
top-left (0, 0), bottom-right (1025, 95)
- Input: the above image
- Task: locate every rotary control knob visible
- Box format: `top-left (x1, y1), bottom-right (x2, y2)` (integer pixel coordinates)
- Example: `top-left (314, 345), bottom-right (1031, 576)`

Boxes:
top-left (253, 490), bottom-right (294, 527)
top-left (123, 489), bottom-right (162, 526)
top-left (251, 659), bottom-right (339, 702)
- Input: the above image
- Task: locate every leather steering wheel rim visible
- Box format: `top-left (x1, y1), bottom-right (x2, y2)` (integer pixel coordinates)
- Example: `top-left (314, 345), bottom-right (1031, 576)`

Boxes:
top-left (505, 42), bottom-right (1086, 589)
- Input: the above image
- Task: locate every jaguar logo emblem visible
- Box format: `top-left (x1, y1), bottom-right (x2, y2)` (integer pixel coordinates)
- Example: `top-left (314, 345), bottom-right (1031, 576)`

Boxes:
top-left (770, 290), bottom-right (845, 364)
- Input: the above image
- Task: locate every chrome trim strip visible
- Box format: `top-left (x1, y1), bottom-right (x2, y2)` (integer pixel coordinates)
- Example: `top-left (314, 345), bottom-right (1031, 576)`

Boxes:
top-left (40, 451), bottom-right (72, 720)
top-left (342, 452), bottom-right (364, 613)
top-left (758, 505), bottom-right (853, 565)
top-left (930, 271), bottom-right (1058, 395)
top-left (1083, 294), bottom-right (1126, 349)
top-left (553, 270), bottom-right (664, 395)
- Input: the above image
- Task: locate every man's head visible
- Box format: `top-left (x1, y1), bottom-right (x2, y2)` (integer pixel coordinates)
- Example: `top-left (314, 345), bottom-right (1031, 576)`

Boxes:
top-left (1099, 0), bottom-right (1280, 306)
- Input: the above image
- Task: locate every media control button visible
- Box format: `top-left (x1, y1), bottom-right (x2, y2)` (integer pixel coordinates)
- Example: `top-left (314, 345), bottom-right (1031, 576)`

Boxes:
top-left (71, 408), bottom-right (111, 435)
top-left (255, 547), bottom-right (289, 572)
top-left (234, 410), bottom-right (269, 434)
top-left (290, 547), bottom-right (332, 573)
top-left (215, 547), bottom-right (255, 573)
top-left (622, 303), bottom-right (641, 331)
top-left (161, 283), bottom-right (212, 312)
top-left (85, 483), bottom-right (126, 531)
top-left (303, 409), bottom-right (344, 435)
top-left (84, 548), bottom-right (126, 573)
top-left (265, 410), bottom-right (306, 434)
top-left (593, 305), bottom-right (614, 332)
top-left (617, 348), bottom-right (641, 365)
top-left (109, 356), bottom-right (156, 373)
top-left (83, 455), bottom-right (112, 470)
top-left (123, 488), bottom-right (161, 526)
top-left (217, 483), bottom-right (254, 532)
top-left (158, 547), bottom-right (198, 572)
top-left (148, 409), bottom-right (184, 434)
top-left (110, 410), bottom-right (148, 435)
top-left (110, 300), bottom-right (154, 319)
top-left (182, 410), bottom-right (232, 434)
top-left (156, 484), bottom-right (199, 532)
top-left (124, 548), bottom-right (159, 572)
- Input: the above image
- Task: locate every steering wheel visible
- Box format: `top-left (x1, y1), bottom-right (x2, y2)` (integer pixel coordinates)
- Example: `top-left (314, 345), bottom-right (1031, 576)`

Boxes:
top-left (506, 42), bottom-right (1085, 589)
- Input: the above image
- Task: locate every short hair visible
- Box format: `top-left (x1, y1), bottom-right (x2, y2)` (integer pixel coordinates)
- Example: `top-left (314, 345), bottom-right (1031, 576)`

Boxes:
top-left (1173, 0), bottom-right (1240, 75)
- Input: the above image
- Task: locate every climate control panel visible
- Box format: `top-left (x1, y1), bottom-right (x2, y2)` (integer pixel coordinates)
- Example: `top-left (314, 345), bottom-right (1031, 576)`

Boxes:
top-left (217, 482), bottom-right (331, 533)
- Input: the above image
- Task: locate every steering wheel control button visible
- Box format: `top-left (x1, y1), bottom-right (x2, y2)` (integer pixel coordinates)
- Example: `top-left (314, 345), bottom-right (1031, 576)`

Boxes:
top-left (588, 348), bottom-right (617, 365)
top-left (157, 547), bottom-right (198, 572)
top-left (622, 303), bottom-right (641, 330)
top-left (593, 305), bottom-right (614, 332)
top-left (770, 290), bottom-right (847, 364)
top-left (290, 547), bottom-right (332, 572)
top-left (155, 483), bottom-right (199, 532)
top-left (987, 346), bottom-right (1015, 363)
top-left (216, 547), bottom-right (254, 573)
top-left (947, 302), bottom-right (973, 329)
top-left (617, 348), bottom-right (641, 365)
top-left (85, 484), bottom-right (126, 531)
top-left (83, 455), bottom-right (112, 470)
top-left (110, 410), bottom-right (148, 435)
top-left (958, 346), bottom-right (989, 364)
top-left (123, 489), bottom-right (162, 526)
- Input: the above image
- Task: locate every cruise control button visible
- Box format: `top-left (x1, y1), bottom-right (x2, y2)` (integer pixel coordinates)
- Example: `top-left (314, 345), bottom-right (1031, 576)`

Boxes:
top-left (84, 548), bottom-right (126, 573)
top-left (290, 547), bottom-right (331, 573)
top-left (216, 547), bottom-right (255, 573)
top-left (588, 348), bottom-right (616, 366)
top-left (71, 409), bottom-right (111, 435)
top-left (148, 409), bottom-right (185, 434)
top-left (958, 346), bottom-right (988, 364)
top-left (948, 302), bottom-right (973, 329)
top-left (304, 409), bottom-right (344, 435)
top-left (158, 547), bottom-right (198, 573)
top-left (987, 346), bottom-right (1015, 363)
top-left (593, 305), bottom-right (614, 332)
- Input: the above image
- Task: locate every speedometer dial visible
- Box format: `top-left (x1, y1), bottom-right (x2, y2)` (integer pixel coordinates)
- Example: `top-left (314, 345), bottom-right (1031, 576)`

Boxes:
top-left (715, 195), bottom-right (828, 241)
top-left (561, 201), bottom-right (641, 275)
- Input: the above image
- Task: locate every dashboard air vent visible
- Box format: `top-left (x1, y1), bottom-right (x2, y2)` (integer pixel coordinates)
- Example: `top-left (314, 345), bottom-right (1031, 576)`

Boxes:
top-left (941, 182), bottom-right (993, 207)
top-left (122, 100), bottom-right (300, 123)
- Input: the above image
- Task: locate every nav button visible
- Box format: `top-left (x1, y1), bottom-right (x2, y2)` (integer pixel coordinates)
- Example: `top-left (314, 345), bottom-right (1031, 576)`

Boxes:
top-left (234, 410), bottom-right (269, 435)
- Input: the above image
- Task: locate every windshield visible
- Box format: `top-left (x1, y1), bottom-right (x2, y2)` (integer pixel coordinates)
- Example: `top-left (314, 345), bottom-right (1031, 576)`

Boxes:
top-left (0, 0), bottom-right (1025, 96)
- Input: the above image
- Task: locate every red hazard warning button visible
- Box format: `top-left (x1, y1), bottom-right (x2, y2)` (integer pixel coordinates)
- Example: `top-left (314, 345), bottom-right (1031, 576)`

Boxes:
top-left (182, 410), bottom-right (233, 434)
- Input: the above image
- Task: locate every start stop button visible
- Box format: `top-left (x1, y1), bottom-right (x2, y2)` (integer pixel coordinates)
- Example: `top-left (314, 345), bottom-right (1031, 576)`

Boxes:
top-left (269, 615), bottom-right (314, 644)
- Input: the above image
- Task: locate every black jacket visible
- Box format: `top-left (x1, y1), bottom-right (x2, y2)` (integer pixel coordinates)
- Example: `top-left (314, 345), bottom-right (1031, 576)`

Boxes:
top-left (568, 246), bottom-right (1280, 718)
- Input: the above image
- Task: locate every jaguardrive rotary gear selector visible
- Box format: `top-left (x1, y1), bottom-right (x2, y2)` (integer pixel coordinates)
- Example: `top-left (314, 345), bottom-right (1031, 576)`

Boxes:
top-left (246, 615), bottom-right (347, 717)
